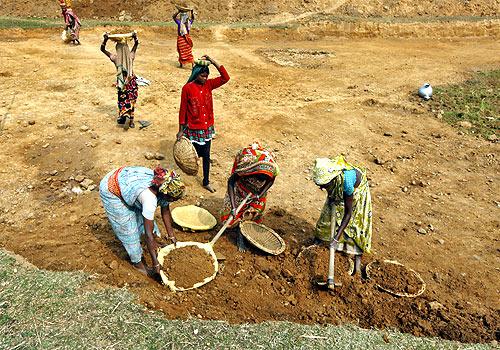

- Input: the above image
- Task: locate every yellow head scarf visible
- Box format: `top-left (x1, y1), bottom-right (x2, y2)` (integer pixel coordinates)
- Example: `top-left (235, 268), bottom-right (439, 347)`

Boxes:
top-left (312, 155), bottom-right (353, 186)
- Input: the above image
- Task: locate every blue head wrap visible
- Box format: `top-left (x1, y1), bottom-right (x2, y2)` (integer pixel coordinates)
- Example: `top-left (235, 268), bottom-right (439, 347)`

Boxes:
top-left (187, 64), bottom-right (210, 83)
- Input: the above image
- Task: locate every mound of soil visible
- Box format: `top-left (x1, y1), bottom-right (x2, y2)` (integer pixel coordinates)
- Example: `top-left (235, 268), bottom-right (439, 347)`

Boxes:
top-left (368, 261), bottom-right (423, 296)
top-left (162, 245), bottom-right (215, 289)
top-left (0, 0), bottom-right (498, 22)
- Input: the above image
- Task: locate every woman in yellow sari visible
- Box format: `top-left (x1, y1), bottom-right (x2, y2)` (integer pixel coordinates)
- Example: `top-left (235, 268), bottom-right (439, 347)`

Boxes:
top-left (312, 155), bottom-right (372, 276)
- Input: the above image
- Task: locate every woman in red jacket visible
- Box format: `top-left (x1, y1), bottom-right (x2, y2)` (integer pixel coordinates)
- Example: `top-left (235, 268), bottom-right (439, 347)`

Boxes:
top-left (177, 55), bottom-right (230, 193)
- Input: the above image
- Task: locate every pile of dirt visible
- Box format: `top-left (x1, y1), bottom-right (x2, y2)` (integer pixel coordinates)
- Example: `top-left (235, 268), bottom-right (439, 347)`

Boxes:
top-left (259, 49), bottom-right (334, 68)
top-left (367, 260), bottom-right (424, 296)
top-left (0, 0), bottom-right (498, 22)
top-left (162, 245), bottom-right (215, 289)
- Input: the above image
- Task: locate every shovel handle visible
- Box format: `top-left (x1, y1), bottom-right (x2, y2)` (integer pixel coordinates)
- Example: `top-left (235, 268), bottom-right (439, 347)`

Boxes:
top-left (326, 204), bottom-right (337, 283)
top-left (209, 193), bottom-right (252, 247)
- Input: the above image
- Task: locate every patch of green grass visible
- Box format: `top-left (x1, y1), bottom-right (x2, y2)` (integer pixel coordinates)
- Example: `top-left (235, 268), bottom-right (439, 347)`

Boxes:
top-left (431, 70), bottom-right (499, 140)
top-left (0, 249), bottom-right (495, 349)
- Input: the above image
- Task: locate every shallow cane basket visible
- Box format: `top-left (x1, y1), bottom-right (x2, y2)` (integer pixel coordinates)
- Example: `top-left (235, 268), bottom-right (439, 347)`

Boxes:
top-left (239, 221), bottom-right (286, 255)
top-left (107, 31), bottom-right (136, 43)
top-left (366, 259), bottom-right (426, 298)
top-left (173, 136), bottom-right (199, 176)
top-left (171, 205), bottom-right (217, 231)
top-left (157, 242), bottom-right (218, 292)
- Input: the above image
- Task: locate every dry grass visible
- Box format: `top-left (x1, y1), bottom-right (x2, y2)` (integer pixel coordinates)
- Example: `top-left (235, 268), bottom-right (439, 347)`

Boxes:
top-left (0, 249), bottom-right (495, 350)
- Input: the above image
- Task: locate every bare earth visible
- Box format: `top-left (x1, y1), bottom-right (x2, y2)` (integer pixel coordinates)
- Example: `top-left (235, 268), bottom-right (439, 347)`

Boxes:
top-left (0, 23), bottom-right (499, 343)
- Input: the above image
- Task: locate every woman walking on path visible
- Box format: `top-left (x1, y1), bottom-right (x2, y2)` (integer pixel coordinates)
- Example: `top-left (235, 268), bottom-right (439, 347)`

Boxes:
top-left (177, 55), bottom-right (230, 193)
top-left (101, 32), bottom-right (140, 129)
top-left (59, 0), bottom-right (81, 45)
top-left (173, 9), bottom-right (195, 68)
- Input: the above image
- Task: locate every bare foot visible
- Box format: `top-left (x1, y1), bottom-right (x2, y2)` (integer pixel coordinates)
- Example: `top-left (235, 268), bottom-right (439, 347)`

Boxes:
top-left (133, 261), bottom-right (148, 275)
top-left (237, 232), bottom-right (247, 252)
top-left (203, 184), bottom-right (216, 193)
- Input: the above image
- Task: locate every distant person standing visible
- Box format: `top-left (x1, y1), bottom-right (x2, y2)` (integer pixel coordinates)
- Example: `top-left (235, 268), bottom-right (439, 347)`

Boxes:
top-left (177, 55), bottom-right (230, 193)
top-left (100, 32), bottom-right (139, 129)
top-left (59, 0), bottom-right (81, 45)
top-left (173, 8), bottom-right (195, 68)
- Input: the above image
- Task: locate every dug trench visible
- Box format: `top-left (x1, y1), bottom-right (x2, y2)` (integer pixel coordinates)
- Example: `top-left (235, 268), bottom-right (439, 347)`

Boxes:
top-left (2, 198), bottom-right (498, 344)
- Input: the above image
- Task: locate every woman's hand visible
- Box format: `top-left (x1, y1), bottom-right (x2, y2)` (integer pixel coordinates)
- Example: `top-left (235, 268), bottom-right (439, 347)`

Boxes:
top-left (103, 32), bottom-right (109, 40)
top-left (176, 130), bottom-right (184, 141)
top-left (169, 236), bottom-right (177, 247)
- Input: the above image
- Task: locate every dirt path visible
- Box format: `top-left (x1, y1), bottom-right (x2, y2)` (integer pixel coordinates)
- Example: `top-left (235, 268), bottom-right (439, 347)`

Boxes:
top-left (0, 26), bottom-right (499, 343)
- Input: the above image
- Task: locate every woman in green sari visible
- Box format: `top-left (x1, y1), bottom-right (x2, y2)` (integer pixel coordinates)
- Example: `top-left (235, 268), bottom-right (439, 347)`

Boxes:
top-left (312, 155), bottom-right (372, 276)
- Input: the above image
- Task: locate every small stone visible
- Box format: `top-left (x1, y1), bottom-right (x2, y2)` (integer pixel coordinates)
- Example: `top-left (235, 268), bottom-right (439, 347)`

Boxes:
top-left (90, 132), bottom-right (99, 139)
top-left (87, 184), bottom-right (97, 191)
top-left (80, 125), bottom-right (90, 132)
top-left (417, 228), bottom-right (427, 235)
top-left (42, 143), bottom-right (50, 148)
top-left (428, 301), bottom-right (444, 310)
top-left (80, 178), bottom-right (94, 189)
top-left (57, 123), bottom-right (70, 129)
top-left (115, 139), bottom-right (122, 144)
top-left (433, 272), bottom-right (442, 282)
top-left (374, 158), bottom-right (385, 165)
top-left (109, 260), bottom-right (118, 270)
top-left (472, 255), bottom-right (481, 261)
top-left (402, 186), bottom-right (408, 193)
top-left (28, 120), bottom-right (36, 125)
top-left (75, 175), bottom-right (85, 183)
top-left (144, 152), bottom-right (155, 160)
top-left (72, 186), bottom-right (83, 194)
top-left (458, 121), bottom-right (472, 128)
top-left (383, 132), bottom-right (392, 137)
top-left (428, 224), bottom-right (435, 231)
top-left (487, 134), bottom-right (497, 142)
top-left (49, 170), bottom-right (58, 176)
top-left (154, 152), bottom-right (165, 160)
top-left (437, 239), bottom-right (445, 245)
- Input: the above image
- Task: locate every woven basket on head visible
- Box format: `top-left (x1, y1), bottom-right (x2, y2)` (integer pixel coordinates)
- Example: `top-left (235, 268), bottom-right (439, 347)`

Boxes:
top-left (175, 4), bottom-right (192, 12)
top-left (171, 205), bottom-right (217, 231)
top-left (173, 136), bottom-right (199, 176)
top-left (239, 221), bottom-right (286, 255)
top-left (107, 31), bottom-right (136, 43)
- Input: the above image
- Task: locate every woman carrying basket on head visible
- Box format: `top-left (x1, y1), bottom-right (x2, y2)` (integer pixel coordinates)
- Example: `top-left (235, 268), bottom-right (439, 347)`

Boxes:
top-left (177, 55), bottom-right (230, 193)
top-left (101, 32), bottom-right (139, 129)
top-left (312, 155), bottom-right (373, 276)
top-left (59, 0), bottom-right (81, 45)
top-left (221, 142), bottom-right (280, 251)
top-left (99, 166), bottom-right (185, 276)
top-left (173, 8), bottom-right (195, 68)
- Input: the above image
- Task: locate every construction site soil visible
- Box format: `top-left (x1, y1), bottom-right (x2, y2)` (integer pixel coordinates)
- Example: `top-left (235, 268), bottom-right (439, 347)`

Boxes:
top-left (0, 1), bottom-right (499, 345)
top-left (162, 245), bottom-right (215, 289)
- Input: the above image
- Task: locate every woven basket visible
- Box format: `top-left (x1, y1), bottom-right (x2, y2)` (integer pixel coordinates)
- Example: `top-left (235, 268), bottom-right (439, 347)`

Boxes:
top-left (173, 136), bottom-right (199, 176)
top-left (171, 205), bottom-right (217, 231)
top-left (107, 32), bottom-right (135, 43)
top-left (239, 221), bottom-right (286, 255)
top-left (366, 259), bottom-right (426, 298)
top-left (175, 4), bottom-right (192, 12)
top-left (158, 241), bottom-right (218, 292)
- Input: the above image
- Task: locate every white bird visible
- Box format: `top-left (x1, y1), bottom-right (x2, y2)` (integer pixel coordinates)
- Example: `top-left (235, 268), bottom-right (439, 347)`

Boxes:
top-left (418, 83), bottom-right (433, 100)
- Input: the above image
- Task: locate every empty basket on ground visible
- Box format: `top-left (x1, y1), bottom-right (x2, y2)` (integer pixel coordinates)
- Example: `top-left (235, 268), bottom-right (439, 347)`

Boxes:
top-left (366, 259), bottom-right (426, 298)
top-left (239, 221), bottom-right (286, 255)
top-left (171, 205), bottom-right (217, 231)
top-left (173, 136), bottom-right (199, 176)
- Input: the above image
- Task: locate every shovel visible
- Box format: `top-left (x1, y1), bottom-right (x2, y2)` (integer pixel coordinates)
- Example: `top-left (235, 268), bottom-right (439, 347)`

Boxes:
top-left (158, 194), bottom-right (251, 291)
top-left (315, 204), bottom-right (342, 290)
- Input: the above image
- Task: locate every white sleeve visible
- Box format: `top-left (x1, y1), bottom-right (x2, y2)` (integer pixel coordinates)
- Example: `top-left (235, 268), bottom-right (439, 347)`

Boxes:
top-left (137, 189), bottom-right (157, 221)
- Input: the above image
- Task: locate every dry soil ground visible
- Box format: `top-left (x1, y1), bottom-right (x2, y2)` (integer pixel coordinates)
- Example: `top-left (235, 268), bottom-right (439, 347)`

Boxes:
top-left (0, 23), bottom-right (499, 343)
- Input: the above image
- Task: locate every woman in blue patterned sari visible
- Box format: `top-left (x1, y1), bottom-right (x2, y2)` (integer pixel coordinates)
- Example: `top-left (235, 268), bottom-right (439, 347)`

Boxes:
top-left (99, 166), bottom-right (185, 276)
